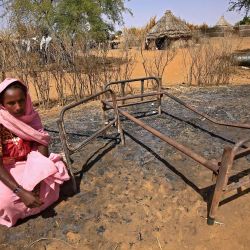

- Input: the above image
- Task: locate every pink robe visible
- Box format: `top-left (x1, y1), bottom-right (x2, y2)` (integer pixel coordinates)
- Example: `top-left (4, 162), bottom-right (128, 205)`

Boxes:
top-left (0, 152), bottom-right (69, 227)
top-left (0, 78), bottom-right (70, 227)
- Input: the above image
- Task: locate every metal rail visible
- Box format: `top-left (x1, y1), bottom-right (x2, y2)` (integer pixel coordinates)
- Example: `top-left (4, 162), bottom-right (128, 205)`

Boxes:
top-left (57, 76), bottom-right (250, 225)
top-left (163, 91), bottom-right (250, 129)
top-left (103, 77), bottom-right (162, 114)
top-left (102, 77), bottom-right (250, 225)
top-left (57, 89), bottom-right (124, 192)
top-left (208, 139), bottom-right (250, 225)
top-left (119, 109), bottom-right (219, 172)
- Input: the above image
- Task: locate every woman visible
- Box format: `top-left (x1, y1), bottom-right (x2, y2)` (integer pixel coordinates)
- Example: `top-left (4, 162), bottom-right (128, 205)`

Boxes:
top-left (0, 78), bottom-right (69, 227)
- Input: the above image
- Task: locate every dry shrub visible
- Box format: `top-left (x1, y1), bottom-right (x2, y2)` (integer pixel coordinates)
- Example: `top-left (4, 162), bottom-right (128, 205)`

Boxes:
top-left (29, 70), bottom-right (51, 108)
top-left (121, 28), bottom-right (144, 49)
top-left (121, 16), bottom-right (156, 50)
top-left (0, 30), bottom-right (138, 107)
top-left (182, 37), bottom-right (238, 86)
top-left (117, 48), bottom-right (136, 80)
top-left (0, 33), bottom-right (25, 81)
top-left (140, 47), bottom-right (176, 87)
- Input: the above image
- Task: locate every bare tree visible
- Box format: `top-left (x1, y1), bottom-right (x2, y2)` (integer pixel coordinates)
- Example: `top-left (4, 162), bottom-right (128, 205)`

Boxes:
top-left (229, 0), bottom-right (250, 16)
top-left (181, 38), bottom-right (237, 86)
top-left (29, 70), bottom-right (51, 108)
top-left (140, 47), bottom-right (176, 87)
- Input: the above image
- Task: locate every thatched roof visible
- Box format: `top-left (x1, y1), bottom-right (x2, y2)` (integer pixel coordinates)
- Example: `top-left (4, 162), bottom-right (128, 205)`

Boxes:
top-left (215, 16), bottom-right (232, 27)
top-left (146, 10), bottom-right (192, 39)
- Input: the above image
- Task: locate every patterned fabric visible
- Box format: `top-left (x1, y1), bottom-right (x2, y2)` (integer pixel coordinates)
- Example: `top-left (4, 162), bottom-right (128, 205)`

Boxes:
top-left (0, 124), bottom-right (32, 164)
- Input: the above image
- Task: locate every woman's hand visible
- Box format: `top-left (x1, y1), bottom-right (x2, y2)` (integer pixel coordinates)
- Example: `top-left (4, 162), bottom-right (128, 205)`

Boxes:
top-left (33, 183), bottom-right (41, 197)
top-left (18, 189), bottom-right (43, 208)
top-left (0, 158), bottom-right (43, 209)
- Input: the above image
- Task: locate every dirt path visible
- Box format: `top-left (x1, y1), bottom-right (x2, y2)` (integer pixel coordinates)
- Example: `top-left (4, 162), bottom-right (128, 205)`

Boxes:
top-left (1, 85), bottom-right (250, 250)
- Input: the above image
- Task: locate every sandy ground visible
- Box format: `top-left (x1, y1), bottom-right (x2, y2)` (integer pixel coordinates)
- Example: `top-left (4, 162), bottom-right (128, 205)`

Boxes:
top-left (0, 84), bottom-right (250, 250)
top-left (109, 37), bottom-right (250, 85)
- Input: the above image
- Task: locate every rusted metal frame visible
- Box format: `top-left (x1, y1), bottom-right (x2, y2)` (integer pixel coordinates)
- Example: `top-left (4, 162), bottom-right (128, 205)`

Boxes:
top-left (59, 90), bottom-right (117, 121)
top-left (216, 147), bottom-right (250, 165)
top-left (233, 139), bottom-right (250, 155)
top-left (103, 91), bottom-right (161, 112)
top-left (68, 119), bottom-right (117, 153)
top-left (57, 89), bottom-right (123, 193)
top-left (116, 105), bottom-right (249, 225)
top-left (105, 91), bottom-right (162, 102)
top-left (57, 120), bottom-right (77, 192)
top-left (104, 92), bottom-right (162, 115)
top-left (102, 84), bottom-right (250, 224)
top-left (208, 138), bottom-right (250, 225)
top-left (105, 88), bottom-right (250, 224)
top-left (162, 90), bottom-right (250, 183)
top-left (121, 82), bottom-right (125, 105)
top-left (104, 76), bottom-right (161, 91)
top-left (141, 79), bottom-right (144, 101)
top-left (104, 99), bottom-right (219, 172)
top-left (208, 147), bottom-right (234, 225)
top-left (117, 108), bottom-right (219, 172)
top-left (157, 79), bottom-right (162, 115)
top-left (102, 99), bottom-right (158, 111)
top-left (104, 88), bottom-right (250, 130)
top-left (104, 87), bottom-right (250, 175)
top-left (104, 77), bottom-right (162, 115)
top-left (163, 91), bottom-right (250, 129)
top-left (59, 91), bottom-right (119, 151)
top-left (234, 148), bottom-right (250, 158)
top-left (225, 176), bottom-right (250, 193)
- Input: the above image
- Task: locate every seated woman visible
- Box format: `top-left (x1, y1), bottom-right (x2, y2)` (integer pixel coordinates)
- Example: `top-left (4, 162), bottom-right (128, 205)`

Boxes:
top-left (0, 78), bottom-right (69, 227)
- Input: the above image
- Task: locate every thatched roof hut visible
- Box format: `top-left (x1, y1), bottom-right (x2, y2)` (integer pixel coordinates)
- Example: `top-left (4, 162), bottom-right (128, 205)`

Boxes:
top-left (215, 16), bottom-right (232, 27)
top-left (146, 10), bottom-right (192, 49)
top-left (147, 10), bottom-right (191, 40)
top-left (208, 16), bottom-right (233, 37)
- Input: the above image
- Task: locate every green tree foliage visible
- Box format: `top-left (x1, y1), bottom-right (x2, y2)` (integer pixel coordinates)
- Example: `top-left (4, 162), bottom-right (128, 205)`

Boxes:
top-left (54, 0), bottom-right (129, 37)
top-left (0, 0), bottom-right (130, 39)
top-left (237, 16), bottom-right (250, 24)
top-left (229, 0), bottom-right (250, 16)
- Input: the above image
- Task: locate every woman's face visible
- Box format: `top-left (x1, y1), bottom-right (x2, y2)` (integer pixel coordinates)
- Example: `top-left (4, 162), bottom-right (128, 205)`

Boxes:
top-left (2, 88), bottom-right (26, 117)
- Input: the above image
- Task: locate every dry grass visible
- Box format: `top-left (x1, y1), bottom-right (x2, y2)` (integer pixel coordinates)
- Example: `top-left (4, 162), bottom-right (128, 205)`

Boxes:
top-left (1, 36), bottom-right (250, 105)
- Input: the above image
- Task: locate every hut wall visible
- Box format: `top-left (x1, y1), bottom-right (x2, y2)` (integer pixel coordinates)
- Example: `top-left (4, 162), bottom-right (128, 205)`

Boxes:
top-left (207, 27), bottom-right (233, 37)
top-left (169, 39), bottom-right (192, 49)
top-left (239, 25), bottom-right (250, 37)
top-left (145, 37), bottom-right (192, 50)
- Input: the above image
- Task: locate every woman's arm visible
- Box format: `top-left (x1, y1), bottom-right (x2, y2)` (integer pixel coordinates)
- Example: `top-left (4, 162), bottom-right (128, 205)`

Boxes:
top-left (0, 158), bottom-right (43, 208)
top-left (0, 158), bottom-right (21, 191)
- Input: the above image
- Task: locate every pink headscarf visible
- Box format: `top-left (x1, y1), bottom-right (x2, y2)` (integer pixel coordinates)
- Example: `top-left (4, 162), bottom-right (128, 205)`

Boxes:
top-left (0, 78), bottom-right (50, 146)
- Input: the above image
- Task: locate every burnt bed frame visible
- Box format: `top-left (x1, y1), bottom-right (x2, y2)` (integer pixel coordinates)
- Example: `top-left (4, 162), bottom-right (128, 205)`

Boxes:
top-left (57, 77), bottom-right (250, 225)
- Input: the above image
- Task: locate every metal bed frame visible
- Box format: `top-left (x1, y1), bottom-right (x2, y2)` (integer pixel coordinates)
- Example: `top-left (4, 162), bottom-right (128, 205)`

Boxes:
top-left (57, 77), bottom-right (250, 225)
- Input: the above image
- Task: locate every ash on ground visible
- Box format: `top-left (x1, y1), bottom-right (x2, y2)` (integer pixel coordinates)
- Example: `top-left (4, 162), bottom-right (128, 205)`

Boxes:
top-left (1, 85), bottom-right (250, 250)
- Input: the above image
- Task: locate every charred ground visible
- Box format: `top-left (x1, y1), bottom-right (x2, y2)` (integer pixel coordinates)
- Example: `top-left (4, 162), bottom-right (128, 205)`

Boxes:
top-left (1, 84), bottom-right (250, 250)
